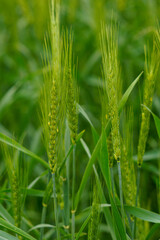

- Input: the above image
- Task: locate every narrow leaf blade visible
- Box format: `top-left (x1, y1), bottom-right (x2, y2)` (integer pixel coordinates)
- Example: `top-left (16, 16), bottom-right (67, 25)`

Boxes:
top-left (142, 105), bottom-right (160, 138)
top-left (125, 206), bottom-right (160, 223)
top-left (0, 218), bottom-right (36, 240)
top-left (0, 230), bottom-right (18, 240)
top-left (0, 132), bottom-right (49, 168)
top-left (118, 72), bottom-right (143, 112)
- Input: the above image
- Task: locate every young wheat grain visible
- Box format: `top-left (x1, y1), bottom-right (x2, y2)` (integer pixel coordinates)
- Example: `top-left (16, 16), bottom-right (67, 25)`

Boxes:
top-left (137, 40), bottom-right (159, 167)
top-left (100, 21), bottom-right (126, 230)
top-left (3, 146), bottom-right (23, 240)
top-left (41, 1), bottom-right (63, 239)
top-left (100, 23), bottom-right (121, 162)
top-left (88, 186), bottom-right (100, 240)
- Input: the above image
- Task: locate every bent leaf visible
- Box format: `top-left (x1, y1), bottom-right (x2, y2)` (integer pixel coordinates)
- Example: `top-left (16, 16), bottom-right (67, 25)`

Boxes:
top-left (0, 230), bottom-right (18, 240)
top-left (28, 224), bottom-right (55, 232)
top-left (80, 139), bottom-right (116, 239)
top-left (146, 223), bottom-right (160, 240)
top-left (0, 204), bottom-right (14, 224)
top-left (99, 129), bottom-right (111, 191)
top-left (58, 130), bottom-right (85, 174)
top-left (0, 218), bottom-right (36, 240)
top-left (78, 104), bottom-right (99, 143)
top-left (125, 206), bottom-right (160, 223)
top-left (0, 132), bottom-right (49, 169)
top-left (75, 72), bottom-right (142, 210)
top-left (142, 105), bottom-right (160, 138)
top-left (118, 72), bottom-right (143, 113)
top-left (75, 137), bottom-right (101, 210)
top-left (100, 130), bottom-right (127, 239)
top-left (75, 214), bottom-right (91, 240)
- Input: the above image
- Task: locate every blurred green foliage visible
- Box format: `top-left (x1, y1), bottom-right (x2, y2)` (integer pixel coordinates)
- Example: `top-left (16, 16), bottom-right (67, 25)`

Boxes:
top-left (0, 0), bottom-right (160, 239)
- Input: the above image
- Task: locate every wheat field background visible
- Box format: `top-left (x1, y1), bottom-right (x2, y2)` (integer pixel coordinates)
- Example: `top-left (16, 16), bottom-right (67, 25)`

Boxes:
top-left (0, 0), bottom-right (160, 239)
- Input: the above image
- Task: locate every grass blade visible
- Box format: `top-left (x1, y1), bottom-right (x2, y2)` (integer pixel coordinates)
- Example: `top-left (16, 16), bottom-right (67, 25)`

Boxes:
top-left (0, 230), bottom-right (18, 240)
top-left (80, 138), bottom-right (116, 239)
top-left (142, 105), bottom-right (160, 138)
top-left (0, 204), bottom-right (14, 224)
top-left (125, 206), bottom-right (160, 223)
top-left (152, 113), bottom-right (160, 138)
top-left (75, 72), bottom-right (142, 210)
top-left (118, 72), bottom-right (143, 113)
top-left (29, 224), bottom-right (55, 232)
top-left (78, 104), bottom-right (99, 142)
top-left (0, 132), bottom-right (49, 168)
top-left (99, 129), bottom-right (111, 191)
top-left (75, 214), bottom-right (91, 240)
top-left (0, 217), bottom-right (36, 240)
top-left (74, 135), bottom-right (101, 210)
top-left (0, 85), bottom-right (19, 117)
top-left (81, 133), bottom-right (127, 239)
top-left (28, 170), bottom-right (49, 189)
top-left (99, 130), bottom-right (127, 239)
top-left (133, 149), bottom-right (160, 162)
top-left (58, 130), bottom-right (85, 174)
top-left (146, 223), bottom-right (160, 240)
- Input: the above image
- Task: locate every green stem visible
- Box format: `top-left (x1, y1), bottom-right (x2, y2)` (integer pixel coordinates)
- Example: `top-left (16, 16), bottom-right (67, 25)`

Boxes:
top-left (63, 178), bottom-right (69, 233)
top-left (110, 167), bottom-right (115, 200)
top-left (63, 126), bottom-right (70, 233)
top-left (133, 166), bottom-right (141, 238)
top-left (136, 167), bottom-right (141, 207)
top-left (72, 210), bottom-right (75, 240)
top-left (52, 173), bottom-right (60, 240)
top-left (131, 218), bottom-right (134, 240)
top-left (72, 145), bottom-right (76, 240)
top-left (40, 206), bottom-right (47, 240)
top-left (117, 161), bottom-right (126, 230)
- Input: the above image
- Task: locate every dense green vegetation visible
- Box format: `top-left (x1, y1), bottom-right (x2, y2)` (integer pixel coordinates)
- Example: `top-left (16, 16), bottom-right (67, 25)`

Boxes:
top-left (0, 0), bottom-right (160, 239)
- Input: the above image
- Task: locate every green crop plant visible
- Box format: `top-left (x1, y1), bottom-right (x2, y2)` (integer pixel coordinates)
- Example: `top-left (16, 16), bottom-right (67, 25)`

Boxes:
top-left (88, 185), bottom-right (100, 240)
top-left (138, 39), bottom-right (160, 168)
top-left (121, 110), bottom-right (136, 208)
top-left (2, 144), bottom-right (27, 239)
top-left (1, 0), bottom-right (160, 240)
